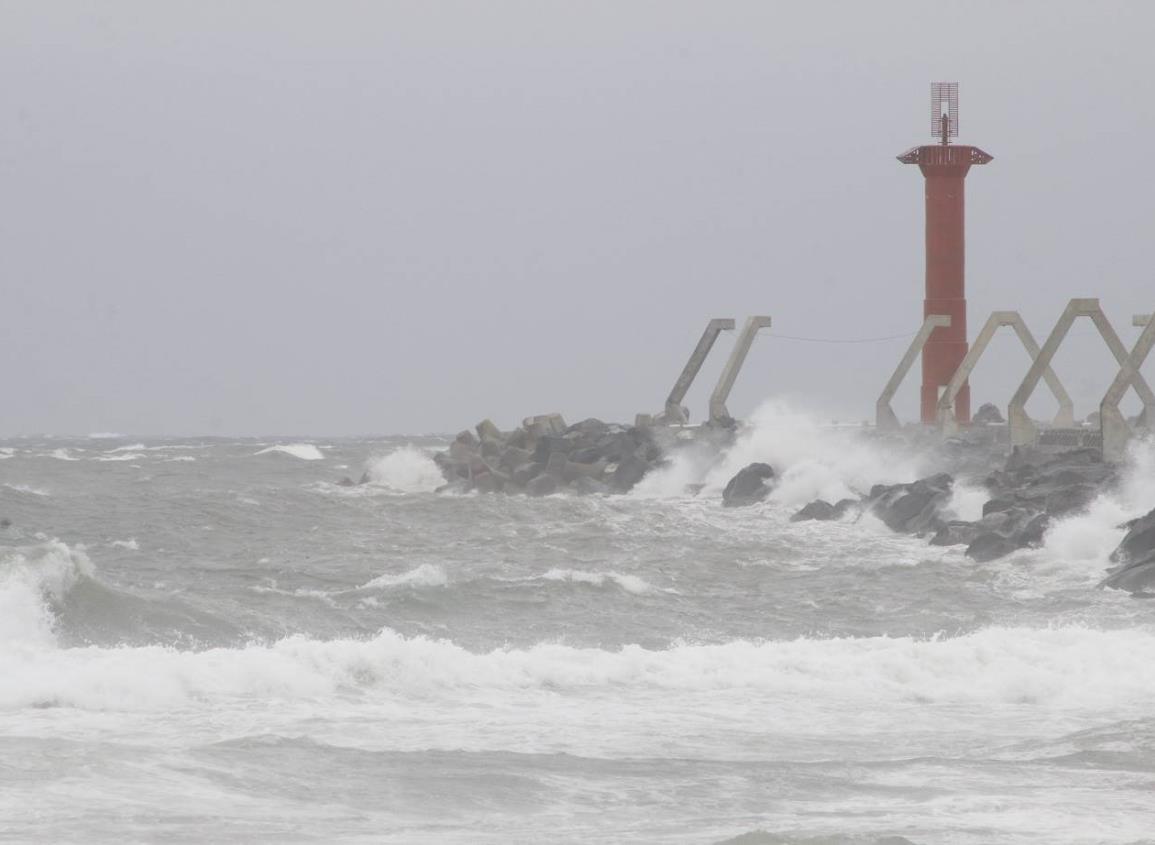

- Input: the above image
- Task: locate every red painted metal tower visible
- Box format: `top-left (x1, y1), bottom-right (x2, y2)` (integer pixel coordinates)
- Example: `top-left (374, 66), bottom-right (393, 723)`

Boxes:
top-left (898, 83), bottom-right (992, 424)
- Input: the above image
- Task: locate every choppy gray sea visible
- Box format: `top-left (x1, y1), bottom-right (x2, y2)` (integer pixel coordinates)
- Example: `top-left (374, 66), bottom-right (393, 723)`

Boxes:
top-left (3, 413), bottom-right (1155, 844)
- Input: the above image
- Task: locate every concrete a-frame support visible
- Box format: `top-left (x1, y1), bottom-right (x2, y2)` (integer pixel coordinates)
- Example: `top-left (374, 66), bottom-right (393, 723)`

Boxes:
top-left (1009, 298), bottom-right (1155, 448)
top-left (876, 315), bottom-right (951, 430)
top-left (662, 318), bottom-right (735, 424)
top-left (936, 311), bottom-right (1074, 436)
top-left (1101, 312), bottom-right (1155, 462)
top-left (708, 316), bottom-right (771, 425)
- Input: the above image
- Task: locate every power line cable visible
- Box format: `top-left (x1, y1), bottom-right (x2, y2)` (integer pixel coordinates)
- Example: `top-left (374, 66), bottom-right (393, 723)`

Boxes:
top-left (763, 331), bottom-right (919, 344)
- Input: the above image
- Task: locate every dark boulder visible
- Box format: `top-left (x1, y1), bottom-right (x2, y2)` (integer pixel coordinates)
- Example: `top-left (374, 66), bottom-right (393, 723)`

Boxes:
top-left (867, 473), bottom-right (953, 534)
top-left (565, 418), bottom-right (611, 441)
top-left (791, 498), bottom-right (857, 522)
top-left (610, 455), bottom-right (652, 492)
top-left (722, 463), bottom-right (777, 508)
top-left (1112, 508), bottom-right (1155, 565)
top-left (931, 520), bottom-right (984, 547)
top-left (973, 402), bottom-right (1005, 424)
top-left (966, 532), bottom-right (1020, 562)
top-left (1100, 559), bottom-right (1155, 595)
top-left (960, 509), bottom-right (1050, 561)
top-left (1100, 507), bottom-right (1155, 595)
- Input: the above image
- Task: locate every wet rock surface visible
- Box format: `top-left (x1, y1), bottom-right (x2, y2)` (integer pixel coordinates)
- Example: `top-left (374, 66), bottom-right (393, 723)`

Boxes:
top-left (721, 463), bottom-right (777, 508)
top-left (866, 473), bottom-right (954, 535)
top-left (1100, 508), bottom-right (1155, 595)
top-left (791, 498), bottom-right (859, 522)
top-left (972, 402), bottom-right (1005, 425)
top-left (836, 446), bottom-right (1119, 564)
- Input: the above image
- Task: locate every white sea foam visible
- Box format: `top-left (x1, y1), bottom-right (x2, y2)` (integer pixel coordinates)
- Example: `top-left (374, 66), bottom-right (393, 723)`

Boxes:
top-left (359, 564), bottom-right (448, 590)
top-left (165, 456), bottom-right (196, 462)
top-left (541, 568), bottom-right (653, 594)
top-left (1038, 437), bottom-right (1155, 581)
top-left (254, 444), bottom-right (325, 461)
top-left (110, 539), bottom-right (139, 551)
top-left (0, 541), bottom-right (94, 647)
top-left (48, 449), bottom-right (79, 461)
top-left (93, 453), bottom-right (144, 462)
top-left (944, 482), bottom-right (988, 522)
top-left (635, 399), bottom-right (927, 506)
top-left (0, 448), bottom-right (14, 460)
top-left (364, 446), bottom-right (443, 493)
top-left (4, 625), bottom-right (1155, 713)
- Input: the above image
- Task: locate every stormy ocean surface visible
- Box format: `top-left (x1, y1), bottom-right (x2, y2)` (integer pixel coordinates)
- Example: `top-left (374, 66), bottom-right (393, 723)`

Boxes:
top-left (3, 404), bottom-right (1155, 845)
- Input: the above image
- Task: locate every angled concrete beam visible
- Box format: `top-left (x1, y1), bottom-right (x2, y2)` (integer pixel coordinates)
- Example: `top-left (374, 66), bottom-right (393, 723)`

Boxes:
top-left (876, 315), bottom-right (951, 430)
top-left (1009, 298), bottom-right (1155, 447)
top-left (1102, 312), bottom-right (1155, 462)
top-left (662, 318), bottom-right (735, 424)
top-left (708, 316), bottom-right (771, 425)
top-left (936, 311), bottom-right (1074, 435)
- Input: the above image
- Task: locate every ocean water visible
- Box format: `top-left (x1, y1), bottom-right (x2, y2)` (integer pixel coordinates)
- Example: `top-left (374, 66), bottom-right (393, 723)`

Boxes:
top-left (3, 405), bottom-right (1155, 844)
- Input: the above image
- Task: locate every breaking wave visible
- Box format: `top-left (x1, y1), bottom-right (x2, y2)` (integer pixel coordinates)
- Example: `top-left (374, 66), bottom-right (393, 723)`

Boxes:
top-left (364, 446), bottom-right (443, 493)
top-left (634, 399), bottom-right (928, 505)
top-left (0, 540), bottom-right (94, 647)
top-left (358, 564), bottom-right (448, 590)
top-left (254, 443), bottom-right (325, 461)
top-left (1039, 437), bottom-right (1155, 582)
top-left (541, 568), bottom-right (653, 594)
top-left (2, 483), bottom-right (49, 497)
top-left (4, 625), bottom-right (1155, 712)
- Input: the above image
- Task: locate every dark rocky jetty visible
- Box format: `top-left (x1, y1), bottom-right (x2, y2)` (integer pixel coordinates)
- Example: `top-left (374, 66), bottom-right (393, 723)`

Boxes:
top-left (784, 445), bottom-right (1120, 563)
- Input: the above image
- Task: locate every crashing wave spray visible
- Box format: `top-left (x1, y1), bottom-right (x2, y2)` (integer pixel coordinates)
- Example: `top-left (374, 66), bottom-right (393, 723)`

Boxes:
top-left (0, 541), bottom-right (94, 648)
top-left (1041, 436), bottom-right (1155, 579)
top-left (634, 399), bottom-right (930, 506)
top-left (364, 446), bottom-right (444, 493)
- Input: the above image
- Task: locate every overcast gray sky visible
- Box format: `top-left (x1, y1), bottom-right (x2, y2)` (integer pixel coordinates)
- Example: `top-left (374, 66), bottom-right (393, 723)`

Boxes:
top-left (2, 1), bottom-right (1153, 436)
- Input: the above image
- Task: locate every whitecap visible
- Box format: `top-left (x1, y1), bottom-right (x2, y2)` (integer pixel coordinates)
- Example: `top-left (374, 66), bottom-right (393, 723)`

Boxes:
top-left (358, 564), bottom-right (448, 590)
top-left (254, 444), bottom-right (325, 461)
top-left (2, 483), bottom-right (49, 497)
top-left (541, 568), bottom-right (652, 594)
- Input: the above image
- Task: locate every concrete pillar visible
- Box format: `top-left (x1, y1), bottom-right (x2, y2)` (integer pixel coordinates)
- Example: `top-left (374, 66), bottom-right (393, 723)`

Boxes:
top-left (663, 318), bottom-right (735, 424)
top-left (708, 316), bottom-right (771, 425)
top-left (936, 311), bottom-right (1074, 435)
top-left (876, 315), bottom-right (950, 430)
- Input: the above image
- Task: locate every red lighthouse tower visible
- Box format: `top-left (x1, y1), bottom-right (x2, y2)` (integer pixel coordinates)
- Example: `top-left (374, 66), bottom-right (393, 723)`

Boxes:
top-left (898, 83), bottom-right (992, 425)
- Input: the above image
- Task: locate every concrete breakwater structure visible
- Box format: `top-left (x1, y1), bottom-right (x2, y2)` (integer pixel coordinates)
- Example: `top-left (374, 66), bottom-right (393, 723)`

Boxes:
top-left (875, 298), bottom-right (1154, 463)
